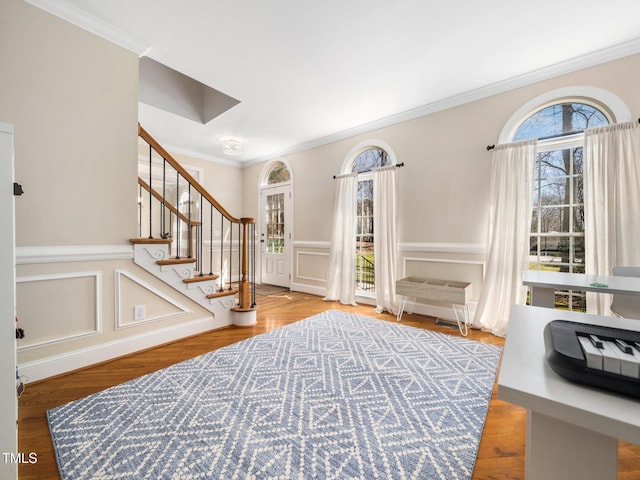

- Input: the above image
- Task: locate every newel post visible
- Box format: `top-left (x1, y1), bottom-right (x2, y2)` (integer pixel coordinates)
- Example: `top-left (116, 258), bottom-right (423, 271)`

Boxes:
top-left (237, 217), bottom-right (256, 311)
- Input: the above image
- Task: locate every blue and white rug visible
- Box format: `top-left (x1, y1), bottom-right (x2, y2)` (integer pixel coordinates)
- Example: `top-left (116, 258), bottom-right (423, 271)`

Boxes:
top-left (48, 310), bottom-right (502, 479)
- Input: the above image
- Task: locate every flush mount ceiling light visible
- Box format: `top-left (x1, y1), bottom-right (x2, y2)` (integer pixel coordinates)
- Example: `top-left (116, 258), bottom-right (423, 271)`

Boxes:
top-left (219, 136), bottom-right (243, 156)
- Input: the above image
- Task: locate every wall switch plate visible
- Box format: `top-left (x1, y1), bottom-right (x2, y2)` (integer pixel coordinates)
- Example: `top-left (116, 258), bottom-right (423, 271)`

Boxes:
top-left (134, 304), bottom-right (145, 321)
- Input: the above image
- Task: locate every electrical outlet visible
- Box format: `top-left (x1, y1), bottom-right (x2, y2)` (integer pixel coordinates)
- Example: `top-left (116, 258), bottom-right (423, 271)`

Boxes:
top-left (134, 304), bottom-right (145, 321)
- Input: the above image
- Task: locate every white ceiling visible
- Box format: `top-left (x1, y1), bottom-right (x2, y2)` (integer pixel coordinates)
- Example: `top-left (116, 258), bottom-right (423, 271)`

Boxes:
top-left (28, 0), bottom-right (640, 165)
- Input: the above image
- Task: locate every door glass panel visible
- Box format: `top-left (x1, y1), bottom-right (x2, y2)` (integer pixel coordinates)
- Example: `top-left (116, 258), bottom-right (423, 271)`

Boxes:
top-left (265, 193), bottom-right (285, 254)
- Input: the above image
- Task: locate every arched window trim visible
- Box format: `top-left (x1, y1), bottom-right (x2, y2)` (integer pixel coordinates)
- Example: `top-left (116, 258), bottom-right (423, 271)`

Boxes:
top-left (505, 87), bottom-right (632, 311)
top-left (339, 139), bottom-right (397, 296)
top-left (499, 86), bottom-right (631, 145)
top-left (259, 158), bottom-right (293, 187)
top-left (341, 139), bottom-right (397, 175)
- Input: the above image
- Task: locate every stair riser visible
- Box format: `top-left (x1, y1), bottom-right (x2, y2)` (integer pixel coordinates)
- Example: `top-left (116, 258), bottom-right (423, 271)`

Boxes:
top-left (133, 243), bottom-right (246, 326)
top-left (186, 282), bottom-right (221, 296)
top-left (159, 264), bottom-right (194, 279)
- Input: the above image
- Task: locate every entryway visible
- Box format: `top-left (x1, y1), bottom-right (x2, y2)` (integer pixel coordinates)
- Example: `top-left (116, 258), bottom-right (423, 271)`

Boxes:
top-left (259, 160), bottom-right (293, 288)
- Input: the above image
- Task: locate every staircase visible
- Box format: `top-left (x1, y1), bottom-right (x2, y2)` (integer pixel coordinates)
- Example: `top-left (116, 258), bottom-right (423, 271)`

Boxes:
top-left (131, 125), bottom-right (257, 327)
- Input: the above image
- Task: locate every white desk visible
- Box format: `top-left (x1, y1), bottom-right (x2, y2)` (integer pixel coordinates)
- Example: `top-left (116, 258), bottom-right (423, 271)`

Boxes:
top-left (499, 305), bottom-right (640, 480)
top-left (523, 270), bottom-right (640, 308)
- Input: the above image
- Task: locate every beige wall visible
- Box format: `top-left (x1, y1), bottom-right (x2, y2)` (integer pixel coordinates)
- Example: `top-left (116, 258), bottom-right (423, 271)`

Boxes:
top-left (0, 0), bottom-right (139, 247)
top-left (246, 53), bottom-right (640, 245)
top-left (243, 53), bottom-right (640, 315)
top-left (1, 0), bottom-right (231, 381)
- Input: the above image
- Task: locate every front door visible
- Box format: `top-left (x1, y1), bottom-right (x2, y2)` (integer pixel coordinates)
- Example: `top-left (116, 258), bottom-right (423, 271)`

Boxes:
top-left (260, 185), bottom-right (291, 287)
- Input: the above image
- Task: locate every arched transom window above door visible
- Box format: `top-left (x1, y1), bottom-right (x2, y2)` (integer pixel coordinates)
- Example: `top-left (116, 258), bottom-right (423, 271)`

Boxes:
top-left (266, 161), bottom-right (291, 185)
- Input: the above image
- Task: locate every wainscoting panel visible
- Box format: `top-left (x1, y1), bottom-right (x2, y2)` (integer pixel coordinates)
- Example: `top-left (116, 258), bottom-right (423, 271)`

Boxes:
top-left (16, 271), bottom-right (102, 351)
top-left (115, 269), bottom-right (192, 330)
top-left (295, 251), bottom-right (329, 283)
top-left (401, 256), bottom-right (485, 299)
top-left (399, 251), bottom-right (485, 320)
top-left (292, 244), bottom-right (330, 296)
top-left (291, 241), bottom-right (487, 307)
top-left (14, 245), bottom-right (224, 382)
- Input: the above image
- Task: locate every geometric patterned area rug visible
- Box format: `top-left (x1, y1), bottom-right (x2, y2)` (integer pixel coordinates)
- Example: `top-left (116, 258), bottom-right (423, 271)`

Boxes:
top-left (48, 310), bottom-right (502, 479)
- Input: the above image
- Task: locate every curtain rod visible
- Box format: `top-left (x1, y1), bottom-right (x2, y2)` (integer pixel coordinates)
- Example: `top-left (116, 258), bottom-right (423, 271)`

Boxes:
top-left (332, 162), bottom-right (405, 179)
top-left (486, 117), bottom-right (640, 151)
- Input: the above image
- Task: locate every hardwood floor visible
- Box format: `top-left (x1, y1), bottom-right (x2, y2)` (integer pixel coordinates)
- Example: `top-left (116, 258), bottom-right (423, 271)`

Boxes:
top-left (17, 291), bottom-right (640, 479)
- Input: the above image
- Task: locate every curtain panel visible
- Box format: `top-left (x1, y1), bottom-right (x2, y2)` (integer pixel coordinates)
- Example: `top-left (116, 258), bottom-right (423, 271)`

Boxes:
top-left (373, 165), bottom-right (399, 314)
top-left (473, 140), bottom-right (537, 337)
top-left (584, 121), bottom-right (640, 315)
top-left (324, 173), bottom-right (358, 305)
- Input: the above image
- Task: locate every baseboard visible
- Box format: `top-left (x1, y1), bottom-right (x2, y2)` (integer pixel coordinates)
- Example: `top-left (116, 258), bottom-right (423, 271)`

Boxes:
top-left (18, 315), bottom-right (220, 384)
top-left (290, 282), bottom-right (326, 297)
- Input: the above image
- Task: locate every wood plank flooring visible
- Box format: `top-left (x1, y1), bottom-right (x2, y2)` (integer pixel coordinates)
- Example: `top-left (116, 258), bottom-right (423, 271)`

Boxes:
top-left (17, 291), bottom-right (640, 479)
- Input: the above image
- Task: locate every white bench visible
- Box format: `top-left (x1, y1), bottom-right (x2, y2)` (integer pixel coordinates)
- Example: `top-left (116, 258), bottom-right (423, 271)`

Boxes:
top-left (396, 276), bottom-right (472, 334)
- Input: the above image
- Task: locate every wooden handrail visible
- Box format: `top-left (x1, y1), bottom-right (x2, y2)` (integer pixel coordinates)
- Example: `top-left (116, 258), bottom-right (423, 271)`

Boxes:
top-left (139, 123), bottom-right (256, 312)
top-left (138, 124), bottom-right (241, 223)
top-left (138, 177), bottom-right (201, 227)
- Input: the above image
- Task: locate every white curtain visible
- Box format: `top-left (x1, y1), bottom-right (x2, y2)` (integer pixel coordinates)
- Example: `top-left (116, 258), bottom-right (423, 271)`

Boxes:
top-left (373, 165), bottom-right (398, 314)
top-left (473, 140), bottom-right (537, 337)
top-left (324, 173), bottom-right (358, 305)
top-left (584, 121), bottom-right (640, 315)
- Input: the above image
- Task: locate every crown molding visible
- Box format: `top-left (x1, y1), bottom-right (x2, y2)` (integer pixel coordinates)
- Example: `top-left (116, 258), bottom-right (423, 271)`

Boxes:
top-left (246, 37), bottom-right (640, 166)
top-left (22, 0), bottom-right (640, 167)
top-left (24, 0), bottom-right (150, 56)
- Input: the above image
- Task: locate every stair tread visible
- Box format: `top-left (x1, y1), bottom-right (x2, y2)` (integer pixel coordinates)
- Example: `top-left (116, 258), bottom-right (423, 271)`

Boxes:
top-left (130, 238), bottom-right (172, 245)
top-left (184, 274), bottom-right (220, 283)
top-left (207, 288), bottom-right (239, 299)
top-left (156, 257), bottom-right (197, 266)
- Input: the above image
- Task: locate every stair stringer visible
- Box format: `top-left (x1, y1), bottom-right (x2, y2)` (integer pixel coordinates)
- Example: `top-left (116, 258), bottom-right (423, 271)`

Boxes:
top-left (132, 243), bottom-right (236, 328)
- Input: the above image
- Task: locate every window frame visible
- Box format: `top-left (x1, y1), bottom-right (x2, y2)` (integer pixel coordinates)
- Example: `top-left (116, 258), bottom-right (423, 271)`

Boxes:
top-left (342, 140), bottom-right (396, 296)
top-left (499, 87), bottom-right (630, 144)
top-left (508, 95), bottom-right (621, 311)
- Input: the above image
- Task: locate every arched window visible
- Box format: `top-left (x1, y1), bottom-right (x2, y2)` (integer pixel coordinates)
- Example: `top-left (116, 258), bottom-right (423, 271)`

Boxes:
top-left (266, 161), bottom-right (291, 185)
top-left (513, 102), bottom-right (609, 141)
top-left (352, 147), bottom-right (390, 173)
top-left (350, 147), bottom-right (392, 293)
top-left (513, 100), bottom-right (610, 311)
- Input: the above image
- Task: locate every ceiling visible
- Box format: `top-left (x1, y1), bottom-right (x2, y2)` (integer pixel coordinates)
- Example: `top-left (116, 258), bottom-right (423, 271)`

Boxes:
top-left (28, 0), bottom-right (640, 165)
